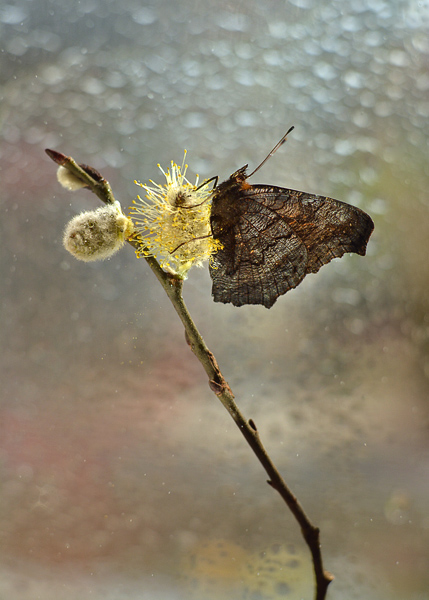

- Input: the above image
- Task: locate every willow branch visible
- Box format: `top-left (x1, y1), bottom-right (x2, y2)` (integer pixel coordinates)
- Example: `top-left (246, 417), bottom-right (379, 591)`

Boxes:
top-left (46, 149), bottom-right (334, 599)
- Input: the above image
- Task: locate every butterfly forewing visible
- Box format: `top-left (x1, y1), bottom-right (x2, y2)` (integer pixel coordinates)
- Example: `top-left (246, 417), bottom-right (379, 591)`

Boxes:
top-left (248, 184), bottom-right (374, 271)
top-left (209, 173), bottom-right (374, 308)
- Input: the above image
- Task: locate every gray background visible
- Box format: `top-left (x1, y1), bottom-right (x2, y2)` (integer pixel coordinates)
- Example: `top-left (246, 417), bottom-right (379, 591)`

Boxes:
top-left (1, 0), bottom-right (428, 598)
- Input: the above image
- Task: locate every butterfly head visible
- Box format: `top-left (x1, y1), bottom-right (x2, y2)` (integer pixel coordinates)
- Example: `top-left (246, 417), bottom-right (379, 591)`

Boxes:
top-left (229, 164), bottom-right (251, 186)
top-left (213, 165), bottom-right (252, 199)
top-left (231, 164), bottom-right (248, 180)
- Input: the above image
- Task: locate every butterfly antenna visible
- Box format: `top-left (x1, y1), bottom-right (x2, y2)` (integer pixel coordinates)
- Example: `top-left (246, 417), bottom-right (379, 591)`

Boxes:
top-left (247, 125), bottom-right (294, 179)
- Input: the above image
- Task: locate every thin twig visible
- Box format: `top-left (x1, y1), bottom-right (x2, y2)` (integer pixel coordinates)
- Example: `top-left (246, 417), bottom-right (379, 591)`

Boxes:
top-left (46, 149), bottom-right (334, 599)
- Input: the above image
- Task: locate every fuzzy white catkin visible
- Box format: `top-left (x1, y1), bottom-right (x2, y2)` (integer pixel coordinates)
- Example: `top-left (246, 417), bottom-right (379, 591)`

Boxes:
top-left (56, 166), bottom-right (87, 191)
top-left (63, 203), bottom-right (134, 262)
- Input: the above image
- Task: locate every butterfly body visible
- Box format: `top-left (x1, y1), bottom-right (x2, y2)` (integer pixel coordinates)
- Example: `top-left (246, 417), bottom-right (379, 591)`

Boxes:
top-left (209, 166), bottom-right (374, 308)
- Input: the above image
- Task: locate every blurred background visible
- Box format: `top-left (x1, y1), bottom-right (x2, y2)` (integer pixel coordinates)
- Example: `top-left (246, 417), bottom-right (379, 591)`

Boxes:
top-left (1, 0), bottom-right (428, 598)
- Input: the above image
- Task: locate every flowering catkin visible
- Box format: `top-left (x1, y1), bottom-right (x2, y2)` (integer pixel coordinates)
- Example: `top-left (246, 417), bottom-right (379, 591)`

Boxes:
top-left (63, 202), bottom-right (134, 262)
top-left (130, 154), bottom-right (221, 278)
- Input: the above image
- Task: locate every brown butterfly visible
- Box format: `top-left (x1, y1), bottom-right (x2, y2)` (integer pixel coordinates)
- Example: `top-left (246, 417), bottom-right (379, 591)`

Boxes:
top-left (209, 127), bottom-right (374, 308)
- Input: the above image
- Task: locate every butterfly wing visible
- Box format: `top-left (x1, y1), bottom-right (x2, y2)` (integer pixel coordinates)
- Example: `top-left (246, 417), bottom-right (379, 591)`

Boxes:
top-left (210, 184), bottom-right (374, 308)
top-left (253, 184), bottom-right (374, 271)
top-left (210, 193), bottom-right (308, 308)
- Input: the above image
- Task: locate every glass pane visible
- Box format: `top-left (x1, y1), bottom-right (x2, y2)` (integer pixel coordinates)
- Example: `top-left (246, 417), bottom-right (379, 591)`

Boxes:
top-left (1, 1), bottom-right (428, 598)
